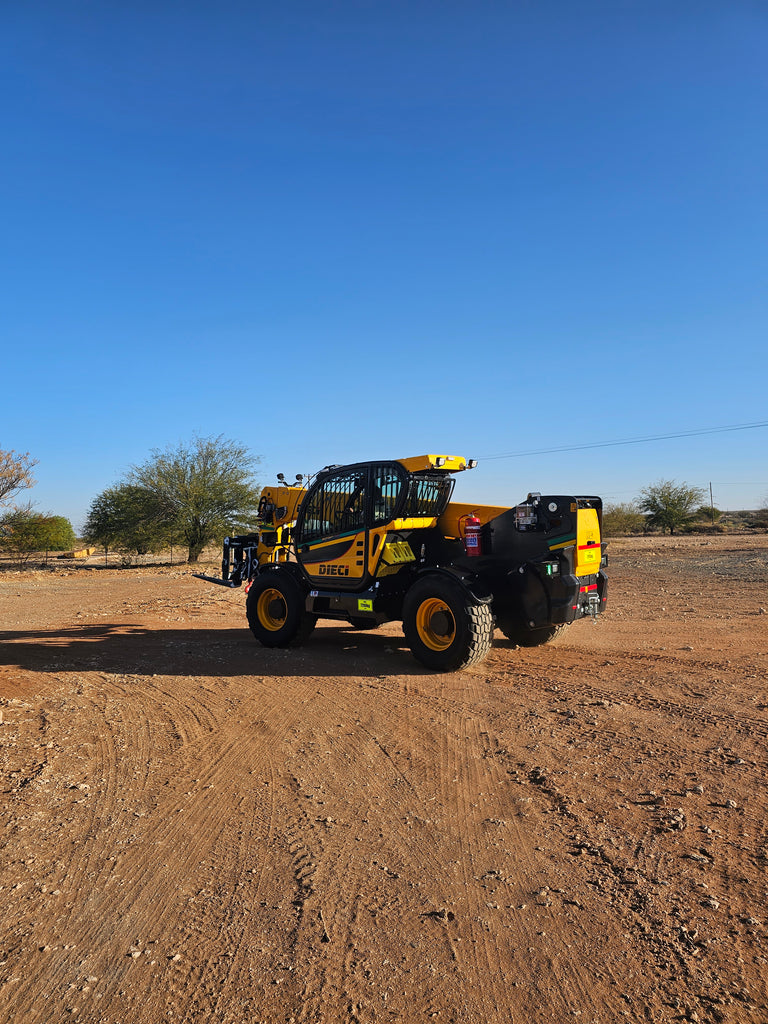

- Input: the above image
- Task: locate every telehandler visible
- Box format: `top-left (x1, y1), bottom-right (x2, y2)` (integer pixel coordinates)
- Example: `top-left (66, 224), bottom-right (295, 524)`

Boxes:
top-left (196, 455), bottom-right (607, 671)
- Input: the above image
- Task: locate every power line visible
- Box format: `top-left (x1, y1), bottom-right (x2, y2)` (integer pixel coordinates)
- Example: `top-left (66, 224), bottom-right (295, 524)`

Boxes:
top-left (478, 420), bottom-right (768, 461)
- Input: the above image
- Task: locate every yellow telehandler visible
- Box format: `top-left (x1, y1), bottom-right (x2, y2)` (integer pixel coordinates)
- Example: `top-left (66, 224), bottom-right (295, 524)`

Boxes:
top-left (196, 455), bottom-right (607, 671)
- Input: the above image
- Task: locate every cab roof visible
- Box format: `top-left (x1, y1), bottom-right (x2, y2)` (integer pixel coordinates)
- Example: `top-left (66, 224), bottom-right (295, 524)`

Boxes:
top-left (397, 455), bottom-right (470, 473)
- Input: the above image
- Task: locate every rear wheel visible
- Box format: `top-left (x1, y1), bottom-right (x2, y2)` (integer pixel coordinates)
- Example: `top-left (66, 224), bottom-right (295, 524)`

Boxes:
top-left (403, 575), bottom-right (493, 671)
top-left (496, 616), bottom-right (569, 647)
top-left (246, 571), bottom-right (316, 647)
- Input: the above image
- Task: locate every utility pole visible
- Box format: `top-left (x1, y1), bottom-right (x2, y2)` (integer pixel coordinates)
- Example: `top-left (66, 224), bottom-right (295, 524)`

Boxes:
top-left (709, 482), bottom-right (715, 525)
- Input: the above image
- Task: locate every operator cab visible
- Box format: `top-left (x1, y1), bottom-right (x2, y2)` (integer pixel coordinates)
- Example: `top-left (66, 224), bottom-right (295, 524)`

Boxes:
top-left (294, 458), bottom-right (459, 589)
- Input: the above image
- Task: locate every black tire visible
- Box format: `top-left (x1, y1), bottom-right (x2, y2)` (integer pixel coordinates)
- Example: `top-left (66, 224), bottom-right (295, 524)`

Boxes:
top-left (402, 575), bottom-right (493, 671)
top-left (296, 612), bottom-right (318, 643)
top-left (245, 570), bottom-right (316, 648)
top-left (496, 616), bottom-right (569, 647)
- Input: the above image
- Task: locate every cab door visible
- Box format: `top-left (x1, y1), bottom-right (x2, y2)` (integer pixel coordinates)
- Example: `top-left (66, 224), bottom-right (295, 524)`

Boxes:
top-left (295, 466), bottom-right (371, 588)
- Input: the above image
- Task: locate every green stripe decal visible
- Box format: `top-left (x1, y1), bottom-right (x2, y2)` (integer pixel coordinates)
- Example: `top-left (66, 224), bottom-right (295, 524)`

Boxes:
top-left (548, 533), bottom-right (576, 551)
top-left (306, 529), bottom-right (361, 549)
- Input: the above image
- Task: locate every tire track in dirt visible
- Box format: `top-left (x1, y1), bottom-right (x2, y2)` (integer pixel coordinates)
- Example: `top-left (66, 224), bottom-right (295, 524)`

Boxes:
top-left (540, 652), bottom-right (768, 743)
top-left (86, 691), bottom-right (309, 1023)
top-left (167, 761), bottom-right (287, 1024)
top-left (474, 670), bottom-right (768, 1020)
top-left (0, 669), bottom-right (170, 1024)
top-left (0, 671), bottom-right (326, 1024)
top-left (236, 681), bottom-right (484, 1021)
top-left (428, 697), bottom-right (647, 1023)
top-left (430, 707), bottom-right (516, 1022)
top-left (479, 741), bottom-right (714, 1018)
top-left (277, 701), bottom-right (454, 1022)
top-left (266, 674), bottom-right (634, 1022)
top-left (506, 656), bottom-right (768, 889)
top-left (332, 667), bottom-right (758, 1019)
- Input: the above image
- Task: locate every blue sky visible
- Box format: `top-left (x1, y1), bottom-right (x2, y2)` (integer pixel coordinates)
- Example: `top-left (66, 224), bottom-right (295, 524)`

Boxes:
top-left (2, 1), bottom-right (766, 530)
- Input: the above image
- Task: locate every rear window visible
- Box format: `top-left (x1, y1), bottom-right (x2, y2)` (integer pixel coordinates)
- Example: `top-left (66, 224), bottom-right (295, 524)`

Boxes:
top-left (403, 474), bottom-right (454, 517)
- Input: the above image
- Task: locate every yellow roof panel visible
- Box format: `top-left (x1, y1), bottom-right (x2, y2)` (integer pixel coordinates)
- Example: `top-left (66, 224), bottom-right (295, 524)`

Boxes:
top-left (398, 454), bottom-right (468, 473)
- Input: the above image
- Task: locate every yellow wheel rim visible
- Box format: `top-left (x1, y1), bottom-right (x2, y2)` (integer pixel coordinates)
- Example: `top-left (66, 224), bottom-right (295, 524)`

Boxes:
top-left (257, 588), bottom-right (287, 631)
top-left (416, 598), bottom-right (456, 651)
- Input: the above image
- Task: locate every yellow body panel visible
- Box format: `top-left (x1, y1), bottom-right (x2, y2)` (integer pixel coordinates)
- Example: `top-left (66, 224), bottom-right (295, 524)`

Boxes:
top-left (301, 529), bottom-right (367, 584)
top-left (389, 516), bottom-right (438, 531)
top-left (256, 523), bottom-right (292, 566)
top-left (575, 508), bottom-right (602, 577)
top-left (398, 455), bottom-right (467, 473)
top-left (365, 525), bottom-right (387, 577)
top-left (376, 540), bottom-right (416, 577)
top-left (259, 485), bottom-right (306, 527)
top-left (438, 502), bottom-right (510, 538)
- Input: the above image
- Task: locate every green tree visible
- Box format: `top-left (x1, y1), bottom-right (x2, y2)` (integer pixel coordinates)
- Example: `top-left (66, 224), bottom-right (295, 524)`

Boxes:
top-left (41, 515), bottom-right (77, 550)
top-left (0, 449), bottom-right (37, 506)
top-left (83, 484), bottom-right (175, 556)
top-left (637, 479), bottom-right (706, 535)
top-left (695, 503), bottom-right (722, 525)
top-left (601, 502), bottom-right (645, 536)
top-left (128, 435), bottom-right (261, 562)
top-left (0, 509), bottom-right (74, 568)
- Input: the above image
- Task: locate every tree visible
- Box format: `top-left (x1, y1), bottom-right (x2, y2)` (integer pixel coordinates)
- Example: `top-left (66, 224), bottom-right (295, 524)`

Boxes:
top-left (0, 509), bottom-right (75, 568)
top-left (601, 502), bottom-right (645, 536)
top-left (695, 503), bottom-right (722, 525)
top-left (41, 515), bottom-right (77, 550)
top-left (128, 435), bottom-right (261, 562)
top-left (83, 484), bottom-right (176, 556)
top-left (752, 502), bottom-right (768, 531)
top-left (0, 449), bottom-right (37, 506)
top-left (637, 479), bottom-right (706, 535)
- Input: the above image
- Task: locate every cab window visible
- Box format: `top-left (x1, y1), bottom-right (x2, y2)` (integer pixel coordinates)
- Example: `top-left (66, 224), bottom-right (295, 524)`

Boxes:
top-left (371, 465), bottom-right (405, 526)
top-left (300, 469), bottom-right (367, 543)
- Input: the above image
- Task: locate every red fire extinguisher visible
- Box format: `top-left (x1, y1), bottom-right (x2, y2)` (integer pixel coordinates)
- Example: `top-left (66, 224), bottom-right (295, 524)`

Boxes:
top-left (462, 514), bottom-right (482, 557)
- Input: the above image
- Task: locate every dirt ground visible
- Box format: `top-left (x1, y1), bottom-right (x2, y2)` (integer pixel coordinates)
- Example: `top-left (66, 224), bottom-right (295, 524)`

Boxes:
top-left (0, 535), bottom-right (766, 1024)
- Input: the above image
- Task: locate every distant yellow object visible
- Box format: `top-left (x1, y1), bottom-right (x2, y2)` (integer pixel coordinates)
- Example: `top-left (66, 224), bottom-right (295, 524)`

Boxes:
top-left (61, 547), bottom-right (96, 559)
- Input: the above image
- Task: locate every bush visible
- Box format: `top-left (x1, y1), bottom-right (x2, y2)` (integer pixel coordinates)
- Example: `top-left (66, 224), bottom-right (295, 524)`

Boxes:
top-left (602, 502), bottom-right (645, 537)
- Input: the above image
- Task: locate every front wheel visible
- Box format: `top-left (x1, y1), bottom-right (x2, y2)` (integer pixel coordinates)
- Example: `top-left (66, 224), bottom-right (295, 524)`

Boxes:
top-left (402, 575), bottom-right (493, 671)
top-left (246, 571), bottom-right (316, 648)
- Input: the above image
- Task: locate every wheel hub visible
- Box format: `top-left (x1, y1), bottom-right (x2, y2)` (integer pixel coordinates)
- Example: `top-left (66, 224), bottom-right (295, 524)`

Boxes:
top-left (416, 597), bottom-right (456, 651)
top-left (429, 610), bottom-right (452, 637)
top-left (257, 588), bottom-right (288, 630)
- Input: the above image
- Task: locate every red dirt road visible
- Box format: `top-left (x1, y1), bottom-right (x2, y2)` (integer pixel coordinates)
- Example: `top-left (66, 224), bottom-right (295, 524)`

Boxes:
top-left (1, 535), bottom-right (767, 1023)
